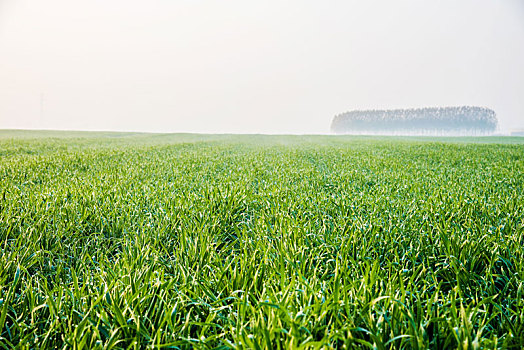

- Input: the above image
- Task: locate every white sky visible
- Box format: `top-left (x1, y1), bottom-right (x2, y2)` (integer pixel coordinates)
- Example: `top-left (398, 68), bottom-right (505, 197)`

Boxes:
top-left (1, 0), bottom-right (523, 134)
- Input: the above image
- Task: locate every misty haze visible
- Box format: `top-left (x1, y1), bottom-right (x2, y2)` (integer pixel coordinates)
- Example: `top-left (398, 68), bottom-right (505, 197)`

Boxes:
top-left (1, 0), bottom-right (524, 133)
top-left (1, 1), bottom-right (524, 348)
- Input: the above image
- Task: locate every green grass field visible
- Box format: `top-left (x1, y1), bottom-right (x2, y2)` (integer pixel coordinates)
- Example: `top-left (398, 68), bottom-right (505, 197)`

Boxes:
top-left (1, 130), bottom-right (523, 349)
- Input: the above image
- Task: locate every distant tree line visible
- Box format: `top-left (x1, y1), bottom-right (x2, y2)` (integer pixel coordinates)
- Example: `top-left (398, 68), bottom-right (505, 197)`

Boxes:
top-left (331, 106), bottom-right (497, 135)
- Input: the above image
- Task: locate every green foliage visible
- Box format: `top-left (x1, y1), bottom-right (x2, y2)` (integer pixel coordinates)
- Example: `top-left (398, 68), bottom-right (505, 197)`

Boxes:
top-left (0, 132), bottom-right (523, 349)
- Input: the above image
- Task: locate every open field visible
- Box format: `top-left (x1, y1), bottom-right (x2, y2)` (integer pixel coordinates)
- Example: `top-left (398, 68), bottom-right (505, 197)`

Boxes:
top-left (1, 130), bottom-right (523, 348)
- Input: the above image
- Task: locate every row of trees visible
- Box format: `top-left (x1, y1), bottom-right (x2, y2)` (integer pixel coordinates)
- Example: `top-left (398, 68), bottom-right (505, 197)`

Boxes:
top-left (331, 106), bottom-right (497, 135)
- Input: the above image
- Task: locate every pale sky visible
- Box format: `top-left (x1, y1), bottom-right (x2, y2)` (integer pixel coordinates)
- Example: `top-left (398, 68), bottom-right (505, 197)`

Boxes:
top-left (1, 0), bottom-right (523, 134)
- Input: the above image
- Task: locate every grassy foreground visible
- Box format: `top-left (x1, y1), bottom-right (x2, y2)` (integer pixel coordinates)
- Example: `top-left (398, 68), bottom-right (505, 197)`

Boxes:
top-left (1, 131), bottom-right (523, 349)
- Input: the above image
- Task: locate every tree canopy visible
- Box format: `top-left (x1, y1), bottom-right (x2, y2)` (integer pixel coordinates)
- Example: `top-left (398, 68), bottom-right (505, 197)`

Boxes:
top-left (331, 106), bottom-right (497, 135)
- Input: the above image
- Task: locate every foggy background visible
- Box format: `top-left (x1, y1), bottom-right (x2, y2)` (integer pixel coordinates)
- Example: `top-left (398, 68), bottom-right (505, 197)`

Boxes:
top-left (1, 0), bottom-right (523, 134)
